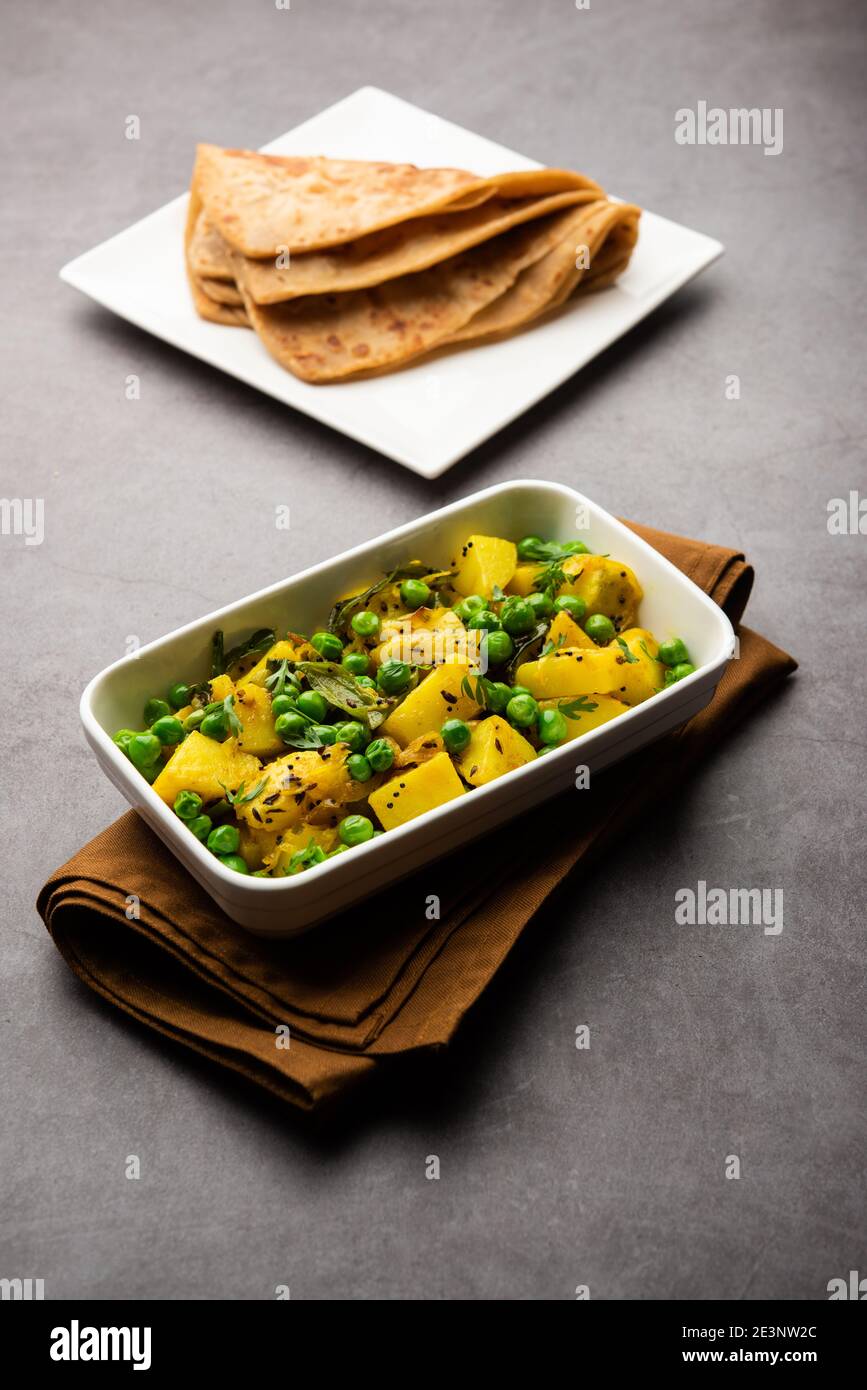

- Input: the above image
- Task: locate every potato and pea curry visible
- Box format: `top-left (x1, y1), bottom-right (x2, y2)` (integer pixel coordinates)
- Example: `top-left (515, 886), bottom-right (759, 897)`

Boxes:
top-left (113, 534), bottom-right (696, 877)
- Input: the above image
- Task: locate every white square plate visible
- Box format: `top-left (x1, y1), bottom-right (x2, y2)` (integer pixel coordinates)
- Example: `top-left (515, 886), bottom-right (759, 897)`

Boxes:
top-left (60, 86), bottom-right (724, 478)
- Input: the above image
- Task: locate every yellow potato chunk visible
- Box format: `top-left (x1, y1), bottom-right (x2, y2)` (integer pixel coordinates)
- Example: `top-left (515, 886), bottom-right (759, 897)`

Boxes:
top-left (515, 646), bottom-right (622, 699)
top-left (453, 535), bottom-right (517, 598)
top-left (458, 716), bottom-right (536, 787)
top-left (506, 563), bottom-right (542, 597)
top-left (559, 555), bottom-right (642, 631)
top-left (152, 732), bottom-right (262, 806)
top-left (607, 627), bottom-right (666, 706)
top-left (369, 752), bottom-right (465, 830)
top-left (209, 673), bottom-right (234, 702)
top-left (381, 663), bottom-right (481, 747)
top-left (236, 746), bottom-right (355, 834)
top-left (539, 694), bottom-right (629, 740)
top-left (545, 609), bottom-right (596, 652)
top-left (234, 682), bottom-right (283, 757)
top-left (374, 607), bottom-right (472, 668)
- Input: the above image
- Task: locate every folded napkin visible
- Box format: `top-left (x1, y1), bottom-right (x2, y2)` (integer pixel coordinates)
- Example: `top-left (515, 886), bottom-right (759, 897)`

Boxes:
top-left (38, 522), bottom-right (796, 1110)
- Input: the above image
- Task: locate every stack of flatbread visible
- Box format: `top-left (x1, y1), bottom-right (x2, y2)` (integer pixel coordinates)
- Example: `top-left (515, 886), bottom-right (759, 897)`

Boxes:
top-left (185, 145), bottom-right (641, 383)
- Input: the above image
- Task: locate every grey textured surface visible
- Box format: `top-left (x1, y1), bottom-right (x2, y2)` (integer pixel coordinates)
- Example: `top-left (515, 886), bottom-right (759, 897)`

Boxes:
top-left (1, 0), bottom-right (865, 1301)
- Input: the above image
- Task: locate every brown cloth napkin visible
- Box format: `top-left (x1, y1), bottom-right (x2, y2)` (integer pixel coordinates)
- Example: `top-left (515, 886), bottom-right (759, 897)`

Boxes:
top-left (38, 522), bottom-right (796, 1111)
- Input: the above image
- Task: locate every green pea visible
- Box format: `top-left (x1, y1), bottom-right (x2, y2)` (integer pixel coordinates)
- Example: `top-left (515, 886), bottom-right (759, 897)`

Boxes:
top-left (441, 718), bottom-right (471, 753)
top-left (354, 674), bottom-right (376, 689)
top-left (658, 638), bottom-right (690, 667)
top-left (351, 610), bottom-right (381, 638)
top-left (511, 685), bottom-right (533, 699)
top-left (366, 738), bottom-right (395, 772)
top-left (200, 709), bottom-right (229, 741)
top-left (167, 682), bottom-right (191, 711)
top-left (275, 710), bottom-right (307, 740)
top-left (526, 592), bottom-right (554, 620)
top-left (113, 728), bottom-right (138, 754)
top-left (466, 609), bottom-right (501, 633)
top-left (484, 630), bottom-right (514, 665)
top-left (454, 595), bottom-right (486, 622)
top-left (151, 715), bottom-right (185, 746)
top-left (295, 690), bottom-right (328, 722)
top-left (538, 708), bottom-right (568, 745)
top-left (485, 682), bottom-right (513, 714)
top-left (218, 854), bottom-right (249, 875)
top-left (141, 761), bottom-right (162, 784)
top-left (187, 814), bottom-right (212, 842)
top-left (270, 693), bottom-right (297, 719)
top-left (554, 594), bottom-right (587, 621)
top-left (499, 596), bottom-right (535, 636)
top-left (338, 814), bottom-right (375, 847)
top-left (665, 662), bottom-right (696, 685)
top-left (334, 720), bottom-right (367, 752)
top-left (584, 613), bottom-right (615, 644)
top-left (173, 790), bottom-right (203, 821)
top-left (311, 724), bottom-right (338, 745)
top-left (183, 709), bottom-right (206, 733)
top-left (400, 578), bottom-right (431, 609)
top-left (207, 824), bottom-right (240, 856)
top-left (346, 753), bottom-right (373, 782)
top-left (517, 536), bottom-right (545, 561)
top-left (377, 659), bottom-right (412, 694)
top-left (127, 732), bottom-right (163, 769)
top-left (342, 651), bottom-right (370, 677)
top-left (311, 631), bottom-right (344, 662)
top-left (506, 693), bottom-right (538, 728)
top-left (143, 697), bottom-right (171, 725)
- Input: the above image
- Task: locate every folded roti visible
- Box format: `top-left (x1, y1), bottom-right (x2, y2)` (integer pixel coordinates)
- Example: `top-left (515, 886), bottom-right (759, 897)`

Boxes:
top-left (193, 144), bottom-right (602, 255)
top-left (445, 200), bottom-right (641, 345)
top-left (194, 188), bottom-right (604, 304)
top-left (229, 206), bottom-right (586, 381)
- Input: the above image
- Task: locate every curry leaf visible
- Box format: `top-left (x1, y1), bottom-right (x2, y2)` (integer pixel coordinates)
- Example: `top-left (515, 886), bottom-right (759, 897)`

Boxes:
top-left (295, 660), bottom-right (390, 729)
top-left (327, 563), bottom-right (456, 634)
top-left (503, 620), bottom-right (549, 684)
top-left (210, 630), bottom-right (225, 680)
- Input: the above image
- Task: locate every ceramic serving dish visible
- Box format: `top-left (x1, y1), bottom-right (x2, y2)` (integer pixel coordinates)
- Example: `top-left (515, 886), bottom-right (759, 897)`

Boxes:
top-left (80, 480), bottom-right (735, 935)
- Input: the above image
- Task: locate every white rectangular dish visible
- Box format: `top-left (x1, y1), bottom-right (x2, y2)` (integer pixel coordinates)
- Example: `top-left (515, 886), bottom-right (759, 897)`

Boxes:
top-left (59, 86), bottom-right (724, 478)
top-left (80, 481), bottom-right (736, 937)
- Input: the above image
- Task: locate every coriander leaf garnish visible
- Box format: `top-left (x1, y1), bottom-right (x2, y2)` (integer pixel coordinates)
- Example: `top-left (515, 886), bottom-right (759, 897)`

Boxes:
top-left (615, 637), bottom-right (638, 664)
top-left (518, 538), bottom-right (591, 563)
top-left (283, 839), bottom-right (328, 875)
top-left (264, 658), bottom-right (295, 698)
top-left (532, 561), bottom-right (568, 599)
top-left (557, 696), bottom-right (599, 719)
top-left (223, 693), bottom-right (243, 736)
top-left (219, 777), bottom-right (269, 806)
